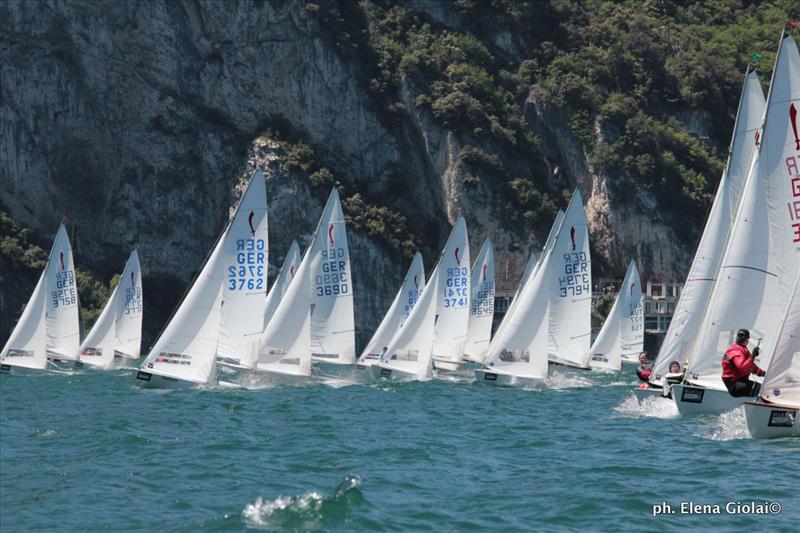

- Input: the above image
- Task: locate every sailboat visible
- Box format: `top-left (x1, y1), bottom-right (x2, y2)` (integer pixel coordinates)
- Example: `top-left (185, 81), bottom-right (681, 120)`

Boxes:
top-left (254, 244), bottom-right (313, 382)
top-left (672, 33), bottom-right (800, 415)
top-left (370, 272), bottom-right (439, 381)
top-left (217, 240), bottom-right (300, 371)
top-left (309, 189), bottom-right (356, 365)
top-left (357, 252), bottom-right (425, 368)
top-left (77, 249), bottom-right (143, 369)
top-left (475, 191), bottom-right (590, 385)
top-left (430, 217), bottom-right (470, 372)
top-left (744, 273), bottom-right (800, 438)
top-left (136, 169), bottom-right (268, 388)
top-left (637, 68), bottom-right (765, 402)
top-left (588, 260), bottom-right (643, 372)
top-left (1, 223), bottom-right (80, 374)
top-left (462, 240), bottom-right (495, 364)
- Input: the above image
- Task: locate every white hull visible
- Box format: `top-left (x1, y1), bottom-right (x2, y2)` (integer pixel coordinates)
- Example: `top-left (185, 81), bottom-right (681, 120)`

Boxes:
top-left (79, 355), bottom-right (135, 371)
top-left (369, 363), bottom-right (426, 381)
top-left (633, 387), bottom-right (667, 403)
top-left (548, 356), bottom-right (590, 370)
top-left (744, 401), bottom-right (799, 439)
top-left (473, 368), bottom-right (543, 388)
top-left (432, 357), bottom-right (462, 372)
top-left (135, 370), bottom-right (209, 389)
top-left (311, 354), bottom-right (353, 366)
top-left (671, 384), bottom-right (751, 416)
top-left (0, 363), bottom-right (48, 375)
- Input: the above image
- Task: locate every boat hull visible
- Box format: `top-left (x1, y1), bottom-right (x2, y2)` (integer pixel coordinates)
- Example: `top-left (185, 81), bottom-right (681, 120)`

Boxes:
top-left (548, 357), bottom-right (590, 370)
top-left (0, 363), bottom-right (47, 375)
top-left (311, 354), bottom-right (354, 366)
top-left (432, 357), bottom-right (462, 372)
top-left (634, 387), bottom-right (667, 403)
top-left (671, 384), bottom-right (751, 416)
top-left (743, 401), bottom-right (800, 439)
top-left (134, 370), bottom-right (204, 390)
top-left (369, 363), bottom-right (424, 381)
top-left (473, 368), bottom-right (543, 388)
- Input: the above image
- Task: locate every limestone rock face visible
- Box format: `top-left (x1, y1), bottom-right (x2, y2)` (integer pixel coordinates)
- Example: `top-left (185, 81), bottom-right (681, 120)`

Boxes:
top-left (1, 0), bottom-right (703, 345)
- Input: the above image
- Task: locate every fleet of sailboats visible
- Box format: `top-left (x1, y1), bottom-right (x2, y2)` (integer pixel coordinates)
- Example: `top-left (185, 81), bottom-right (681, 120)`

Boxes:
top-left (3, 30), bottom-right (798, 440)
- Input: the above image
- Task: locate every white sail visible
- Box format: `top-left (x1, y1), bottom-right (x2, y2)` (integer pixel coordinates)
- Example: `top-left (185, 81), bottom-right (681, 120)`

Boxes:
top-left (589, 260), bottom-right (643, 371)
top-left (1, 270), bottom-right (48, 370)
top-left (432, 217), bottom-right (470, 365)
top-left (256, 246), bottom-right (312, 377)
top-left (358, 252), bottom-right (425, 364)
top-left (79, 249), bottom-right (143, 367)
top-left (493, 210), bottom-right (564, 346)
top-left (45, 224), bottom-right (81, 360)
top-left (378, 272), bottom-right (439, 379)
top-left (263, 240), bottom-right (301, 330)
top-left (546, 190), bottom-right (592, 368)
top-left (463, 240), bottom-right (495, 362)
top-left (760, 273), bottom-right (800, 407)
top-left (651, 69), bottom-right (765, 384)
top-left (140, 238), bottom-right (224, 384)
top-left (309, 189), bottom-right (356, 364)
top-left (217, 170), bottom-right (269, 368)
top-left (685, 34), bottom-right (800, 391)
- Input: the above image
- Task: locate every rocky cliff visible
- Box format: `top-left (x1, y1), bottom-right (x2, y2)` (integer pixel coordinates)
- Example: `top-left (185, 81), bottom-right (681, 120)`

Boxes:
top-left (1, 0), bottom-right (790, 346)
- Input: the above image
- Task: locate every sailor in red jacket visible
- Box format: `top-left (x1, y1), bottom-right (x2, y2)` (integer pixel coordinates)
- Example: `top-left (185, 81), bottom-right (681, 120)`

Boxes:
top-left (721, 329), bottom-right (765, 398)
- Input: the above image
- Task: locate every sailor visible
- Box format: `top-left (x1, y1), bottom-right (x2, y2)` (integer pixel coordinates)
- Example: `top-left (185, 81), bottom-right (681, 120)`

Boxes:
top-left (721, 329), bottom-right (765, 398)
top-left (635, 352), bottom-right (652, 382)
top-left (379, 346), bottom-right (388, 362)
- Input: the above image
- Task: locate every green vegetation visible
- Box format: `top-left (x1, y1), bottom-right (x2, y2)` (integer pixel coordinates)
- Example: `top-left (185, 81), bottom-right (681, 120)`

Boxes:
top-left (0, 209), bottom-right (112, 336)
top-left (309, 0), bottom-right (797, 238)
top-left (258, 128), bottom-right (420, 258)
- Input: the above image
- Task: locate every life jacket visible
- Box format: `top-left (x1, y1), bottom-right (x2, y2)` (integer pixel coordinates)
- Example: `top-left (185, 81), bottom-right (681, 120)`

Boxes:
top-left (721, 343), bottom-right (765, 382)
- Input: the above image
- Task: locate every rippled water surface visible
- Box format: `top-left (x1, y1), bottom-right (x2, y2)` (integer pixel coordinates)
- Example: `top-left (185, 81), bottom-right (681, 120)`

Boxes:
top-left (1, 366), bottom-right (797, 531)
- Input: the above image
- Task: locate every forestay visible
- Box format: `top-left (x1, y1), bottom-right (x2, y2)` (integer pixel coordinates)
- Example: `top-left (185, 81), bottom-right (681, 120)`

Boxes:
top-left (463, 240), bottom-right (495, 362)
top-left (79, 249), bottom-right (143, 367)
top-left (309, 189), bottom-right (356, 364)
top-left (760, 273), bottom-right (800, 407)
top-left (546, 190), bottom-right (592, 368)
top-left (685, 34), bottom-right (800, 390)
top-left (651, 69), bottom-right (765, 385)
top-left (589, 260), bottom-right (643, 371)
top-left (359, 252), bottom-right (425, 364)
top-left (45, 224), bottom-right (81, 360)
top-left (217, 171), bottom-right (269, 368)
top-left (432, 217), bottom-right (470, 365)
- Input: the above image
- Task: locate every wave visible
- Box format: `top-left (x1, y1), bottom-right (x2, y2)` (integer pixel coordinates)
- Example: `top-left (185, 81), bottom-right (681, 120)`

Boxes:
top-left (697, 406), bottom-right (751, 441)
top-left (242, 474), bottom-right (363, 530)
top-left (613, 393), bottom-right (679, 419)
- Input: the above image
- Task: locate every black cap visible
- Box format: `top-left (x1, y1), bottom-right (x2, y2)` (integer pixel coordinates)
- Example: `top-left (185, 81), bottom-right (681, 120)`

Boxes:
top-left (736, 329), bottom-right (750, 340)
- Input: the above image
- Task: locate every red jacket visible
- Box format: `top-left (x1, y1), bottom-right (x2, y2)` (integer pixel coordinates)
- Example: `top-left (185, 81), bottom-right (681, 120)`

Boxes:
top-left (721, 343), bottom-right (765, 381)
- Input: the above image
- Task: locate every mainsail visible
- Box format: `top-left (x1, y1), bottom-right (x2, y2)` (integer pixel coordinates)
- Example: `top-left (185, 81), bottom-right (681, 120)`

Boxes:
top-left (589, 260), bottom-right (643, 371)
top-left (256, 243), bottom-right (312, 377)
top-left (463, 240), bottom-right (495, 362)
top-left (79, 249), bottom-right (143, 367)
top-left (309, 189), bottom-right (356, 364)
top-left (684, 34), bottom-right (800, 391)
top-left (45, 224), bottom-right (81, 360)
top-left (1, 270), bottom-right (48, 370)
top-left (760, 273), bottom-right (800, 407)
top-left (359, 252), bottom-right (425, 364)
top-left (432, 217), bottom-right (470, 366)
top-left (217, 171), bottom-right (269, 368)
top-left (263, 240), bottom-right (301, 330)
top-left (546, 190), bottom-right (592, 368)
top-left (650, 69), bottom-right (765, 384)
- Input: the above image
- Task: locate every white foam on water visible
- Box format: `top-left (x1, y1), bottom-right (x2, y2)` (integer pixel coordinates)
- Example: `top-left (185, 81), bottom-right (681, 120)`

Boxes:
top-left (241, 474), bottom-right (361, 529)
top-left (545, 371), bottom-right (593, 390)
top-left (36, 429), bottom-right (57, 439)
top-left (613, 394), bottom-right (679, 419)
top-left (697, 406), bottom-right (751, 441)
